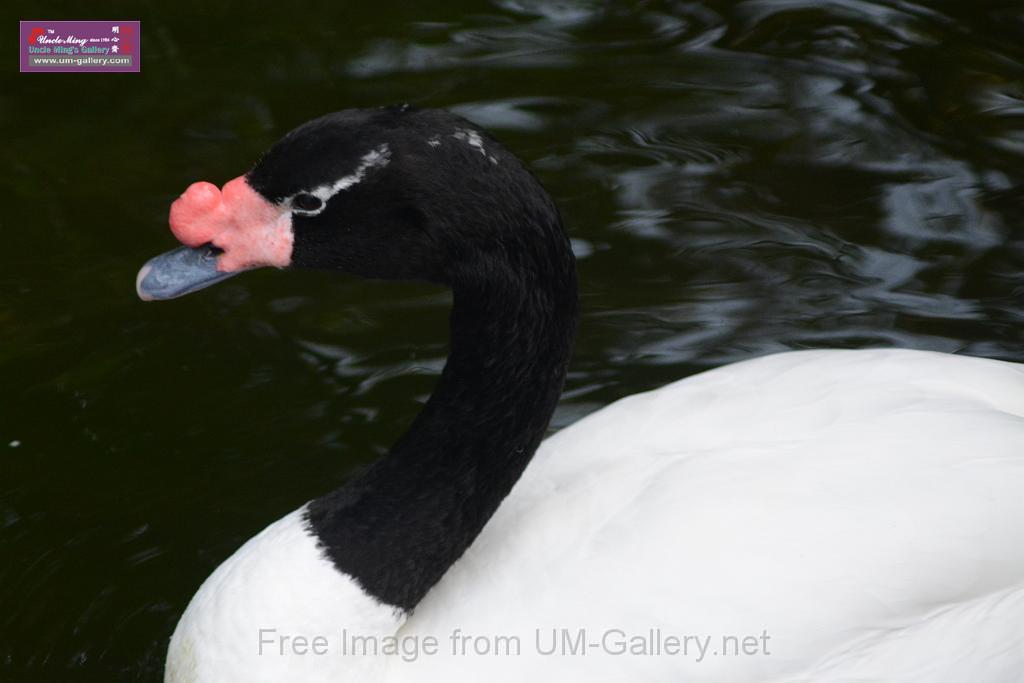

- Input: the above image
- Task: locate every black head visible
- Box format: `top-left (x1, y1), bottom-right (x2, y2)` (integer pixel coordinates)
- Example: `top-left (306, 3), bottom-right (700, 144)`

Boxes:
top-left (248, 107), bottom-right (567, 286)
top-left (137, 106), bottom-right (572, 301)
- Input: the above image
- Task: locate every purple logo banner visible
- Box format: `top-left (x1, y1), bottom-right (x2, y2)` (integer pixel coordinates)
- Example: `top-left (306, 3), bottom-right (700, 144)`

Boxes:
top-left (20, 20), bottom-right (140, 73)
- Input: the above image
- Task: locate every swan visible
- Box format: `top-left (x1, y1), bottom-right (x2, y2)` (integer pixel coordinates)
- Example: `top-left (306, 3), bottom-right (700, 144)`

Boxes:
top-left (136, 106), bottom-right (1024, 683)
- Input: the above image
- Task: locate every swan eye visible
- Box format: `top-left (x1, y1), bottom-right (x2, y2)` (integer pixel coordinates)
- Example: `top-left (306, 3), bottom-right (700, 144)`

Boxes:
top-left (292, 193), bottom-right (324, 214)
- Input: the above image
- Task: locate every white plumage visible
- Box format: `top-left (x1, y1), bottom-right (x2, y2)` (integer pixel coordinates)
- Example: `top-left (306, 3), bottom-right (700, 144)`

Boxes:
top-left (169, 348), bottom-right (1024, 682)
top-left (393, 349), bottom-right (1024, 681)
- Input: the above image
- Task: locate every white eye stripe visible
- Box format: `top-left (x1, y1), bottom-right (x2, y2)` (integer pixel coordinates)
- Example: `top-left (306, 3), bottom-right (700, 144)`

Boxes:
top-left (284, 143), bottom-right (391, 216)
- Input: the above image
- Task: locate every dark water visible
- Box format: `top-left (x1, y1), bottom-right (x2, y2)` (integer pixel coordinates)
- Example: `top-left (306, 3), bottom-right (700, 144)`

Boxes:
top-left (3, 1), bottom-right (1023, 679)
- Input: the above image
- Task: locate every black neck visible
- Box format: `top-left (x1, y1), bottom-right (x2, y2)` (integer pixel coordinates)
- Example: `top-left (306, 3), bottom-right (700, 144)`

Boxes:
top-left (305, 238), bottom-right (578, 610)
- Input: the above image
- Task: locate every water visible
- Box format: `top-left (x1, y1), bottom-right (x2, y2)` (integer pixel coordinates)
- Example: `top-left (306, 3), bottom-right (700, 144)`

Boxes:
top-left (3, 1), bottom-right (1023, 679)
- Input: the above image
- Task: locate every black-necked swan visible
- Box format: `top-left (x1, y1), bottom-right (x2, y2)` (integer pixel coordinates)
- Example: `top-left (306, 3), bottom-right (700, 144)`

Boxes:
top-left (136, 107), bottom-right (1024, 683)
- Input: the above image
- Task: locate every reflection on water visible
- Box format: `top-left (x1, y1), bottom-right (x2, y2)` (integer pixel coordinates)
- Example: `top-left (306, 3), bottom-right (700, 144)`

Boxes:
top-left (2, 0), bottom-right (1023, 678)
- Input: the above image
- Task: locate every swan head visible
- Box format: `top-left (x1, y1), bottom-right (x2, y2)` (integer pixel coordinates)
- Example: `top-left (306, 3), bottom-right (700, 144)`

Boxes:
top-left (137, 106), bottom-right (566, 301)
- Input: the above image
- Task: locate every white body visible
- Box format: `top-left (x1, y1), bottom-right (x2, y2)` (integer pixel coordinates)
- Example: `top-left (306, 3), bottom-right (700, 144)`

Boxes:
top-left (168, 349), bottom-right (1024, 682)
